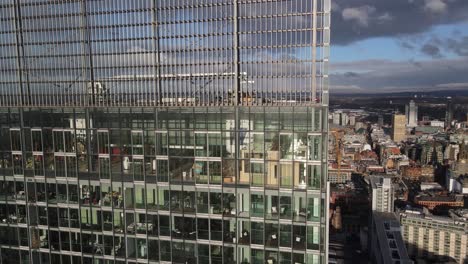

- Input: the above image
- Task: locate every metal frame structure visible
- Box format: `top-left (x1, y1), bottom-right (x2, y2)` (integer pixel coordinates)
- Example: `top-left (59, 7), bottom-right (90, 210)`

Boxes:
top-left (0, 1), bottom-right (331, 263)
top-left (0, 0), bottom-right (330, 108)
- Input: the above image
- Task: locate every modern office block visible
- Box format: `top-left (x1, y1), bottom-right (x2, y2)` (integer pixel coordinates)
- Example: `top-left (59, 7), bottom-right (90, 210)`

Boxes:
top-left (391, 114), bottom-right (406, 143)
top-left (445, 98), bottom-right (454, 129)
top-left (332, 112), bottom-right (341, 126)
top-left (405, 100), bottom-right (418, 128)
top-left (399, 208), bottom-right (468, 263)
top-left (349, 115), bottom-right (356, 127)
top-left (0, 1), bottom-right (330, 264)
top-left (370, 175), bottom-right (394, 213)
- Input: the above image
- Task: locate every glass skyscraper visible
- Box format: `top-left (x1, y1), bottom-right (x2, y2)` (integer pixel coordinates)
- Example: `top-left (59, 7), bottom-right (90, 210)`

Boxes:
top-left (0, 1), bottom-right (330, 263)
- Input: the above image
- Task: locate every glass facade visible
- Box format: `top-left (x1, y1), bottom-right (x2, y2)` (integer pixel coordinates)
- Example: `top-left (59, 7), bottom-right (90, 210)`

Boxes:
top-left (0, 0), bottom-right (330, 107)
top-left (0, 107), bottom-right (328, 263)
top-left (0, 1), bottom-right (330, 264)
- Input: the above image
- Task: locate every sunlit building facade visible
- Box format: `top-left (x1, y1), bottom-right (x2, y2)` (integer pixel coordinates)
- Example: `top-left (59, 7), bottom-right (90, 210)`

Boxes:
top-left (392, 114), bottom-right (406, 143)
top-left (0, 1), bottom-right (330, 263)
top-left (405, 100), bottom-right (418, 128)
top-left (399, 209), bottom-right (468, 263)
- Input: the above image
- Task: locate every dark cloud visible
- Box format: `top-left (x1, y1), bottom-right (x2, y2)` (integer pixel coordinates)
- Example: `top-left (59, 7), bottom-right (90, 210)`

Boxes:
top-left (332, 0), bottom-right (468, 45)
top-left (330, 57), bottom-right (468, 92)
top-left (421, 43), bottom-right (443, 58)
top-left (447, 36), bottom-right (468, 56)
top-left (344, 72), bottom-right (360, 78)
top-left (401, 42), bottom-right (415, 50)
top-left (408, 59), bottom-right (423, 68)
top-left (402, 34), bottom-right (468, 58)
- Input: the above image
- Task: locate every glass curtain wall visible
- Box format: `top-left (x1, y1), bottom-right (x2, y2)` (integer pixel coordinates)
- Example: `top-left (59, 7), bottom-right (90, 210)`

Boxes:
top-left (0, 106), bottom-right (328, 263)
top-left (0, 0), bottom-right (330, 263)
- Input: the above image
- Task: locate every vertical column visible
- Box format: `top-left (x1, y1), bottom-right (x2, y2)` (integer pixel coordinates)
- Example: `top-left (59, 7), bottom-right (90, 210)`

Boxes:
top-left (78, 1), bottom-right (89, 107)
top-left (438, 231), bottom-right (445, 256)
top-left (13, 0), bottom-right (26, 106)
top-left (449, 232), bottom-right (456, 260)
top-left (153, 0), bottom-right (162, 106)
top-left (233, 0), bottom-right (239, 106)
top-left (428, 229), bottom-right (435, 254)
top-left (322, 0), bottom-right (331, 107)
top-left (322, 1), bottom-right (331, 262)
top-left (311, 0), bottom-right (317, 103)
top-left (81, 0), bottom-right (95, 107)
top-left (460, 233), bottom-right (467, 263)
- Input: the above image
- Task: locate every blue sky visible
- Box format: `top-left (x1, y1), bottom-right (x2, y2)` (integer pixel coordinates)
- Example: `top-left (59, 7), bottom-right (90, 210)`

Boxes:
top-left (329, 0), bottom-right (468, 93)
top-left (333, 23), bottom-right (468, 63)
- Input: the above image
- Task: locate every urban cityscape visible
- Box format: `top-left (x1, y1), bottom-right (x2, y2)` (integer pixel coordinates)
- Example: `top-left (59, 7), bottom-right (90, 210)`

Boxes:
top-left (328, 93), bottom-right (468, 263)
top-left (0, 1), bottom-right (467, 264)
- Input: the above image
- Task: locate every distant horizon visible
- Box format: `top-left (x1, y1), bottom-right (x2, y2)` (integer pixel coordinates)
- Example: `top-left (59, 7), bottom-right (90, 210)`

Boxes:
top-left (329, 87), bottom-right (468, 95)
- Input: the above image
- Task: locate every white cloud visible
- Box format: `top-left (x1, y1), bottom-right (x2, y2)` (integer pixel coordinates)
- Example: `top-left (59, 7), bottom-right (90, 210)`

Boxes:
top-left (342, 5), bottom-right (376, 27)
top-left (377, 13), bottom-right (393, 23)
top-left (332, 0), bottom-right (468, 44)
top-left (424, 0), bottom-right (447, 14)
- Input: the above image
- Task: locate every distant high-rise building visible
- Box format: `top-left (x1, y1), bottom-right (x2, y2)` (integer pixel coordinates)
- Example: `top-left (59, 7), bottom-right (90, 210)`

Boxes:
top-left (332, 112), bottom-right (349, 126)
top-left (378, 115), bottom-right (384, 127)
top-left (392, 114), bottom-right (406, 142)
top-left (421, 141), bottom-right (444, 165)
top-left (333, 112), bottom-right (341, 125)
top-left (445, 97), bottom-right (454, 129)
top-left (370, 175), bottom-right (395, 213)
top-left (349, 115), bottom-right (356, 126)
top-left (340, 113), bottom-right (349, 127)
top-left (369, 177), bottom-right (402, 264)
top-left (405, 100), bottom-right (418, 127)
top-left (0, 1), bottom-right (331, 264)
top-left (444, 143), bottom-right (460, 161)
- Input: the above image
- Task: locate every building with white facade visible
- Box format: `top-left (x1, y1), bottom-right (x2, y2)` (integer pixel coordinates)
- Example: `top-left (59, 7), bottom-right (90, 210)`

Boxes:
top-left (405, 100), bottom-right (418, 127)
top-left (370, 175), bottom-right (395, 213)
